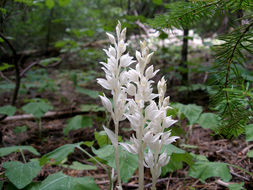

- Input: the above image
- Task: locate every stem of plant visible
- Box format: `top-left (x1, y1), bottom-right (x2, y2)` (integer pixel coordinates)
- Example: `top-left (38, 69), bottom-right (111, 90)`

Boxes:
top-left (114, 120), bottom-right (122, 190)
top-left (138, 119), bottom-right (144, 190)
top-left (20, 149), bottom-right (27, 163)
top-left (77, 146), bottom-right (113, 190)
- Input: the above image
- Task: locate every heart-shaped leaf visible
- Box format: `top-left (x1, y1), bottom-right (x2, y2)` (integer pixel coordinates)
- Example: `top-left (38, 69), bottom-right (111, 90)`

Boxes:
top-left (63, 116), bottom-right (92, 135)
top-left (39, 172), bottom-right (99, 190)
top-left (0, 146), bottom-right (40, 157)
top-left (92, 145), bottom-right (138, 183)
top-left (3, 160), bottom-right (41, 189)
top-left (188, 161), bottom-right (232, 182)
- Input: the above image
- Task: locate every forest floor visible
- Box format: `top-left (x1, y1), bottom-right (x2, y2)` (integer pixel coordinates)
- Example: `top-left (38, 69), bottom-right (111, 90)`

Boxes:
top-left (0, 53), bottom-right (252, 190)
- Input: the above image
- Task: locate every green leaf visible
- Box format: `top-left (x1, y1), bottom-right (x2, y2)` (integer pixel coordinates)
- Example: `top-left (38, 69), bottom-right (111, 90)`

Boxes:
top-left (173, 103), bottom-right (203, 125)
top-left (58, 0), bottom-right (70, 7)
top-left (228, 183), bottom-right (245, 190)
top-left (3, 160), bottom-right (41, 189)
top-left (188, 161), bottom-right (232, 182)
top-left (95, 131), bottom-right (110, 147)
top-left (92, 145), bottom-right (138, 183)
top-left (0, 146), bottom-right (40, 157)
top-left (80, 104), bottom-right (105, 112)
top-left (76, 87), bottom-right (99, 99)
top-left (39, 172), bottom-right (99, 190)
top-left (45, 0), bottom-right (55, 9)
top-left (63, 161), bottom-right (97, 170)
top-left (0, 105), bottom-right (16, 116)
top-left (197, 113), bottom-right (220, 130)
top-left (42, 142), bottom-right (83, 164)
top-left (40, 57), bottom-right (60, 67)
top-left (63, 116), bottom-right (92, 135)
top-left (245, 124), bottom-right (253, 142)
top-left (0, 63), bottom-right (14, 71)
top-left (152, 0), bottom-right (162, 5)
top-left (13, 126), bottom-right (28, 134)
top-left (247, 150), bottom-right (253, 158)
top-left (22, 102), bottom-right (53, 118)
top-left (162, 145), bottom-right (194, 175)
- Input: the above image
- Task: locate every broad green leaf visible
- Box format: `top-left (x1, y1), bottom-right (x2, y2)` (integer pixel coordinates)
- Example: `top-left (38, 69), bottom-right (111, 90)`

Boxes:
top-left (92, 145), bottom-right (138, 183)
top-left (173, 103), bottom-right (203, 125)
top-left (83, 141), bottom-right (94, 147)
top-left (13, 126), bottom-right (28, 134)
top-left (3, 160), bottom-right (41, 189)
top-left (0, 63), bottom-right (14, 71)
top-left (247, 150), bottom-right (253, 158)
top-left (197, 113), bottom-right (220, 130)
top-left (188, 161), bottom-right (232, 182)
top-left (245, 124), bottom-right (253, 142)
top-left (76, 87), bottom-right (99, 99)
top-left (95, 131), bottom-right (110, 147)
top-left (63, 161), bottom-right (97, 170)
top-left (42, 142), bottom-right (83, 164)
top-left (58, 0), bottom-right (70, 7)
top-left (45, 0), bottom-right (55, 9)
top-left (80, 104), bottom-right (105, 112)
top-left (63, 115), bottom-right (92, 135)
top-left (161, 145), bottom-right (194, 176)
top-left (0, 105), bottom-right (16, 116)
top-left (228, 183), bottom-right (245, 190)
top-left (0, 146), bottom-right (40, 157)
top-left (22, 102), bottom-right (53, 118)
top-left (39, 172), bottom-right (99, 190)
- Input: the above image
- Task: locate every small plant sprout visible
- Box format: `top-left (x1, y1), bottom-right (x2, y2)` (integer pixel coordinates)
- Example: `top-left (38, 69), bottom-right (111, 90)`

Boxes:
top-left (97, 21), bottom-right (134, 190)
top-left (98, 22), bottom-right (179, 190)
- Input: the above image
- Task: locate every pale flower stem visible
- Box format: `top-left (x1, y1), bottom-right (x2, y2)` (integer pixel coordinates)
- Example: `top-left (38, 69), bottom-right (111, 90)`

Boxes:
top-left (151, 176), bottom-right (157, 190)
top-left (138, 118), bottom-right (145, 190)
top-left (114, 120), bottom-right (122, 189)
top-left (138, 143), bottom-right (144, 190)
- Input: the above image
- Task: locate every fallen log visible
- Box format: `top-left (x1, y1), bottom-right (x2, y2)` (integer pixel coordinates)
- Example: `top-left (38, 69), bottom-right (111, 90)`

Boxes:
top-left (1, 110), bottom-right (91, 122)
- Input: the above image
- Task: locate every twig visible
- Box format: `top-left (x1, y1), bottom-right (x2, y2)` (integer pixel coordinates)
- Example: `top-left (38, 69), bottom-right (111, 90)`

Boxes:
top-left (20, 61), bottom-right (39, 77)
top-left (0, 71), bottom-right (13, 83)
top-left (241, 144), bottom-right (253, 154)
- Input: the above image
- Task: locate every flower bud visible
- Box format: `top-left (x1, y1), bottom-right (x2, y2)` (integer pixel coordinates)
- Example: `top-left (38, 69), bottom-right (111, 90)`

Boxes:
top-left (106, 32), bottom-right (116, 44)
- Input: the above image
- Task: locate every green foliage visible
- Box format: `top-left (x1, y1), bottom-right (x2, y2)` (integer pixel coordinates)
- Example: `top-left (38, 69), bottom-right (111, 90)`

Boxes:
top-left (41, 142), bottom-right (83, 164)
top-left (173, 103), bottom-right (203, 125)
top-left (3, 160), bottom-right (41, 189)
top-left (0, 146), bottom-right (40, 157)
top-left (22, 101), bottom-right (53, 118)
top-left (92, 145), bottom-right (138, 183)
top-left (63, 161), bottom-right (97, 170)
top-left (161, 144), bottom-right (194, 175)
top-left (0, 105), bottom-right (16, 116)
top-left (228, 183), bottom-right (245, 190)
top-left (188, 161), bottom-right (232, 182)
top-left (76, 87), bottom-right (99, 99)
top-left (39, 172), bottom-right (99, 190)
top-left (247, 150), bottom-right (253, 158)
top-left (245, 124), bottom-right (253, 141)
top-left (80, 104), bottom-right (105, 112)
top-left (13, 126), bottom-right (28, 134)
top-left (94, 131), bottom-right (110, 148)
top-left (197, 113), bottom-right (220, 130)
top-left (0, 63), bottom-right (14, 71)
top-left (63, 115), bottom-right (93, 135)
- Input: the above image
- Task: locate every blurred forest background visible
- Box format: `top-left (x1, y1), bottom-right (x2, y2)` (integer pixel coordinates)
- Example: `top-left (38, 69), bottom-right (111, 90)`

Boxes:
top-left (0, 0), bottom-right (253, 189)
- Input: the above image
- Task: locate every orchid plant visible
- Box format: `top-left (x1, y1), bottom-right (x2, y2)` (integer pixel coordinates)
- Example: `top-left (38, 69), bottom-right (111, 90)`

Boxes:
top-left (98, 21), bottom-right (179, 190)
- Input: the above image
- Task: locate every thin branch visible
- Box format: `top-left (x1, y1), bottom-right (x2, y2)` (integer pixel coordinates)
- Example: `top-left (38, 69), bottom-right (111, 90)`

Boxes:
top-left (0, 71), bottom-right (13, 83)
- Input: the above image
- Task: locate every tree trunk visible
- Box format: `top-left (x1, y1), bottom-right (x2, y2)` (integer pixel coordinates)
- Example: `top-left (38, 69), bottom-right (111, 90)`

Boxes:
top-left (180, 28), bottom-right (189, 85)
